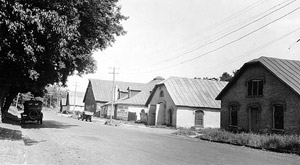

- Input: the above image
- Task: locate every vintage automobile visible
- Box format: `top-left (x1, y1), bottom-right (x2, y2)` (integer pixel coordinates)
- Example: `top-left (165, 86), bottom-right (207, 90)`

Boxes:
top-left (21, 100), bottom-right (43, 125)
top-left (78, 111), bottom-right (93, 122)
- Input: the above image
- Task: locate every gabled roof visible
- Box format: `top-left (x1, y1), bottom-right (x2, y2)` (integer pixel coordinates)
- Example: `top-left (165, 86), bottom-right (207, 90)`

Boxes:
top-left (114, 78), bottom-right (164, 106)
top-left (146, 77), bottom-right (227, 108)
top-left (84, 79), bottom-right (146, 102)
top-left (216, 56), bottom-right (300, 100)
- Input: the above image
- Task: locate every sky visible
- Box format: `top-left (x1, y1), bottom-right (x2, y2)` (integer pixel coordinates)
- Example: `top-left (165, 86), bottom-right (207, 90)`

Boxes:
top-left (67, 0), bottom-right (300, 92)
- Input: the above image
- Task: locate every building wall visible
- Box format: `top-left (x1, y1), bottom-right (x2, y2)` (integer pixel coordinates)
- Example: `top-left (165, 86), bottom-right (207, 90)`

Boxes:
top-left (84, 83), bottom-right (97, 113)
top-left (116, 104), bottom-right (147, 121)
top-left (69, 105), bottom-right (84, 112)
top-left (147, 85), bottom-right (177, 126)
top-left (220, 64), bottom-right (300, 134)
top-left (176, 107), bottom-right (220, 128)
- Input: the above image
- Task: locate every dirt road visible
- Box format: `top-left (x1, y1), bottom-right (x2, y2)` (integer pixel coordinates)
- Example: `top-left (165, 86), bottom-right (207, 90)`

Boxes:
top-left (1, 111), bottom-right (300, 165)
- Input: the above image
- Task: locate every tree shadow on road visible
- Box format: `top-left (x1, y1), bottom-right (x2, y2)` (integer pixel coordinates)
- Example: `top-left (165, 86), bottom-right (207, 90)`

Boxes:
top-left (0, 126), bottom-right (22, 141)
top-left (22, 136), bottom-right (46, 146)
top-left (21, 120), bottom-right (79, 129)
top-left (0, 126), bottom-right (45, 146)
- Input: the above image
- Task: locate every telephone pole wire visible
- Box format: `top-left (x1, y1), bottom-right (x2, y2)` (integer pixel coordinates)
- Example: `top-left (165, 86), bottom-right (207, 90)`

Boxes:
top-left (109, 67), bottom-right (119, 124)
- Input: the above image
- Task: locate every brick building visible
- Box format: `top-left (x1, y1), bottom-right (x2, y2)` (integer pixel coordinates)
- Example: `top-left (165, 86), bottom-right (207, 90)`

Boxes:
top-left (216, 56), bottom-right (300, 134)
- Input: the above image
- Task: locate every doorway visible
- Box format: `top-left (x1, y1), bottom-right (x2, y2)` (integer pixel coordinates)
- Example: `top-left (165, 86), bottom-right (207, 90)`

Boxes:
top-left (249, 107), bottom-right (259, 132)
top-left (168, 109), bottom-right (173, 126)
top-left (195, 110), bottom-right (204, 127)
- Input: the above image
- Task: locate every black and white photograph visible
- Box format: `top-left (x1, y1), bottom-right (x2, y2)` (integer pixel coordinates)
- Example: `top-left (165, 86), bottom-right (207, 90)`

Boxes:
top-left (1, 0), bottom-right (300, 164)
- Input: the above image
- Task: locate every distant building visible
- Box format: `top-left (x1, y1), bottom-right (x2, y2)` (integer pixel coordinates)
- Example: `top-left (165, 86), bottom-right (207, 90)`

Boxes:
top-left (61, 91), bottom-right (85, 113)
top-left (83, 79), bottom-right (146, 117)
top-left (104, 77), bottom-right (164, 122)
top-left (146, 77), bottom-right (227, 128)
top-left (216, 56), bottom-right (300, 134)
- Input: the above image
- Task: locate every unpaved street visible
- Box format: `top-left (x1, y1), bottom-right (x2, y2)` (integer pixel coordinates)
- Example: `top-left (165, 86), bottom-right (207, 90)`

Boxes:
top-left (1, 111), bottom-right (300, 165)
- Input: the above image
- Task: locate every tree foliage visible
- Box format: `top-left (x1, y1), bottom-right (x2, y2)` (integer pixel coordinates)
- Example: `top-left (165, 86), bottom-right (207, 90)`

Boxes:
top-left (219, 72), bottom-right (233, 82)
top-left (0, 0), bottom-right (127, 117)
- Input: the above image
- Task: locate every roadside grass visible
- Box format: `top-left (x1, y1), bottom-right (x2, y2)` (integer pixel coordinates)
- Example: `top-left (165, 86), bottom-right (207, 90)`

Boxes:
top-left (174, 128), bottom-right (300, 154)
top-left (172, 128), bottom-right (197, 136)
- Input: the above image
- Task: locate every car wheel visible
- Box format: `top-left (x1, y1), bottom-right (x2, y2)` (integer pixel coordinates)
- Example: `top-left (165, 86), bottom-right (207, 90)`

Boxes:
top-left (28, 110), bottom-right (39, 120)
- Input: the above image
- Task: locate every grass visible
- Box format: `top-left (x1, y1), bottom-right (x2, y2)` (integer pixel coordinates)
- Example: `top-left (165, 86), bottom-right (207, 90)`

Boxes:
top-left (174, 128), bottom-right (300, 154)
top-left (172, 128), bottom-right (197, 136)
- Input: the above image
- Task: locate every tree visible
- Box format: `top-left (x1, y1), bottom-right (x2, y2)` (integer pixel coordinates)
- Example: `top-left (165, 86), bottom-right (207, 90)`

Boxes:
top-left (202, 77), bottom-right (219, 81)
top-left (0, 0), bottom-right (127, 119)
top-left (219, 72), bottom-right (233, 82)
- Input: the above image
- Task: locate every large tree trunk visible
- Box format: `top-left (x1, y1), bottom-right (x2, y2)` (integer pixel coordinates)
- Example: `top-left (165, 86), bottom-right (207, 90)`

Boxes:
top-left (0, 87), bottom-right (8, 120)
top-left (1, 90), bottom-right (17, 121)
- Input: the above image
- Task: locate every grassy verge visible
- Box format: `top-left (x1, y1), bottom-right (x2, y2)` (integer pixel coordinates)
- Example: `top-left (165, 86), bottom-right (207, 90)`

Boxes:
top-left (174, 128), bottom-right (300, 155)
top-left (172, 128), bottom-right (197, 136)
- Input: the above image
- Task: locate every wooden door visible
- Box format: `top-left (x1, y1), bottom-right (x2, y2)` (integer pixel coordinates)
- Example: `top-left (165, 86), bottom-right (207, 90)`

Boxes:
top-left (195, 110), bottom-right (204, 127)
top-left (148, 105), bottom-right (156, 125)
top-left (249, 107), bottom-right (259, 132)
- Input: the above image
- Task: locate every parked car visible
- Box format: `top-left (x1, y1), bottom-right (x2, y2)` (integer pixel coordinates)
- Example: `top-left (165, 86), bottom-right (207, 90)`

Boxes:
top-left (21, 100), bottom-right (43, 125)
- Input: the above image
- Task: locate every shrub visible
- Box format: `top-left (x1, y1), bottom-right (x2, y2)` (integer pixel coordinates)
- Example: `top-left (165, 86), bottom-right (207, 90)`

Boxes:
top-left (172, 128), bottom-right (197, 136)
top-left (198, 128), bottom-right (300, 154)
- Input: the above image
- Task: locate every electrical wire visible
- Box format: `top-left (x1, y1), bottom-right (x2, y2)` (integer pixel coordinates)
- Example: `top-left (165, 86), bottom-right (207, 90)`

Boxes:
top-left (143, 0), bottom-right (296, 69)
top-left (196, 27), bottom-right (300, 75)
top-left (126, 6), bottom-right (300, 74)
top-left (183, 0), bottom-right (270, 41)
top-left (134, 0), bottom-right (271, 64)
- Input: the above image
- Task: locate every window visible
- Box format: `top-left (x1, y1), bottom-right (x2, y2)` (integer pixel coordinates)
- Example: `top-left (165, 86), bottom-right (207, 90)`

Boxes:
top-left (247, 79), bottom-right (263, 96)
top-left (273, 104), bottom-right (284, 130)
top-left (159, 91), bottom-right (164, 97)
top-left (230, 105), bottom-right (238, 126)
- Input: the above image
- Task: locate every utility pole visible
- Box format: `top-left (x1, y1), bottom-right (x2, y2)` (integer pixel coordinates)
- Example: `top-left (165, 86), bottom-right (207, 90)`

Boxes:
top-left (109, 67), bottom-right (119, 124)
top-left (73, 82), bottom-right (78, 112)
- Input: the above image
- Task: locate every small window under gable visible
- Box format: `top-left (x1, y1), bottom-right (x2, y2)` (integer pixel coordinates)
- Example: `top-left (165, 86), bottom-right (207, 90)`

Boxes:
top-left (159, 91), bottom-right (164, 97)
top-left (247, 79), bottom-right (263, 96)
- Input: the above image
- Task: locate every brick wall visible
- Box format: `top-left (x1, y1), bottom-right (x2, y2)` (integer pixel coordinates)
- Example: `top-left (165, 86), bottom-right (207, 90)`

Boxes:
top-left (220, 64), bottom-right (300, 134)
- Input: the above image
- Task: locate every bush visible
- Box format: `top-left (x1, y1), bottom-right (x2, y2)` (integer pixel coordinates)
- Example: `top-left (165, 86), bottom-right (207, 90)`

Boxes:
top-left (198, 128), bottom-right (300, 154)
top-left (172, 128), bottom-right (197, 136)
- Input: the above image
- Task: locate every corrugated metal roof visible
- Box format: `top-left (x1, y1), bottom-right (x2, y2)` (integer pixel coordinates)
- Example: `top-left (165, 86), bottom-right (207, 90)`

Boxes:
top-left (89, 79), bottom-right (146, 102)
top-left (216, 56), bottom-right (300, 100)
top-left (148, 77), bottom-right (227, 108)
top-left (114, 79), bottom-right (163, 105)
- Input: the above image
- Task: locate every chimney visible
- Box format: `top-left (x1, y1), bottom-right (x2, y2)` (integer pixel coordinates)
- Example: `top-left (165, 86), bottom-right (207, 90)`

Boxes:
top-left (127, 87), bottom-right (131, 98)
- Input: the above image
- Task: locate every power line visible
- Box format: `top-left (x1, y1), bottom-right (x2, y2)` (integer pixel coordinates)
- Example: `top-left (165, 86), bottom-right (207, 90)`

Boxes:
top-left (184, 0), bottom-right (294, 53)
top-left (183, 0), bottom-right (270, 41)
top-left (196, 27), bottom-right (300, 75)
top-left (140, 0), bottom-right (296, 69)
top-left (134, 0), bottom-right (271, 65)
top-left (126, 6), bottom-right (300, 74)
